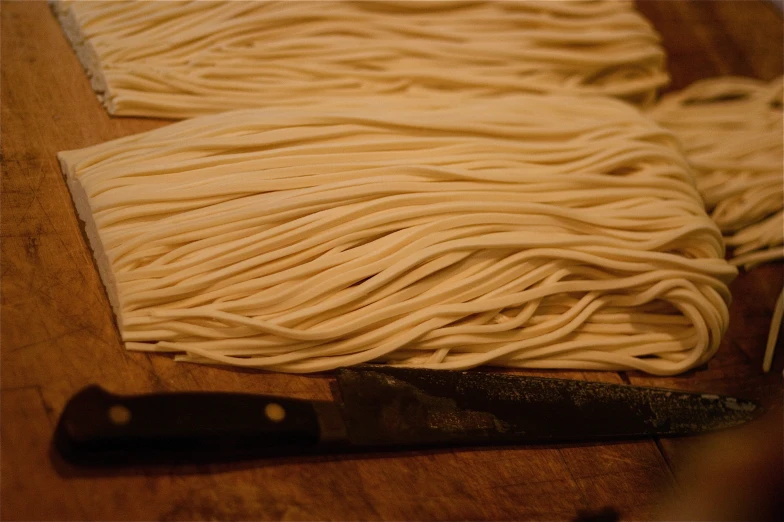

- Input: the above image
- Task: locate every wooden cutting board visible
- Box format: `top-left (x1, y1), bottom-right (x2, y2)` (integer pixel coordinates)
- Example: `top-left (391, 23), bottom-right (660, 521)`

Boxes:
top-left (1, 1), bottom-right (782, 520)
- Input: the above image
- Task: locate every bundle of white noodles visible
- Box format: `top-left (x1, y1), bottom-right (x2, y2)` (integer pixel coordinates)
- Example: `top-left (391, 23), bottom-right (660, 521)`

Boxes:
top-left (58, 95), bottom-right (736, 374)
top-left (648, 76), bottom-right (784, 372)
top-left (51, 0), bottom-right (668, 118)
top-left (648, 76), bottom-right (784, 270)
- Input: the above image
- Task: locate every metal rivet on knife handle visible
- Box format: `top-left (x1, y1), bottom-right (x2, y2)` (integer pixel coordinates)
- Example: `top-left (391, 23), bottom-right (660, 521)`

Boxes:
top-left (108, 404), bottom-right (131, 425)
top-left (264, 403), bottom-right (286, 423)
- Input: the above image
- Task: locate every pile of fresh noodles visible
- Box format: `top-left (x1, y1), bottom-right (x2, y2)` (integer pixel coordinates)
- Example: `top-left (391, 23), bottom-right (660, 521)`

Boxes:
top-left (51, 0), bottom-right (668, 118)
top-left (58, 94), bottom-right (736, 374)
top-left (648, 76), bottom-right (783, 371)
top-left (648, 76), bottom-right (783, 270)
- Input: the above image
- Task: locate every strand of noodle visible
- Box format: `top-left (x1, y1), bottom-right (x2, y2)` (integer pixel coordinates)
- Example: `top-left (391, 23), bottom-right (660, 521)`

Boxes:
top-left (763, 288), bottom-right (784, 372)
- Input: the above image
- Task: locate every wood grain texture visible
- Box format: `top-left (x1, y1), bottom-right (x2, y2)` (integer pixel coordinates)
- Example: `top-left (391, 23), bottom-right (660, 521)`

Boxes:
top-left (1, 1), bottom-right (782, 520)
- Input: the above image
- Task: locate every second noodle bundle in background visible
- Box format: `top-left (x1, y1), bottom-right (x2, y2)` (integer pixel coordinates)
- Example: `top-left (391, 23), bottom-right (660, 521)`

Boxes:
top-left (58, 95), bottom-right (736, 374)
top-left (649, 76), bottom-right (784, 371)
top-left (649, 76), bottom-right (784, 270)
top-left (51, 0), bottom-right (668, 118)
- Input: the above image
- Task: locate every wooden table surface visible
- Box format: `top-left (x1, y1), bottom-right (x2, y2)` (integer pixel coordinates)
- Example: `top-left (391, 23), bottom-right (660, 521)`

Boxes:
top-left (1, 1), bottom-right (782, 520)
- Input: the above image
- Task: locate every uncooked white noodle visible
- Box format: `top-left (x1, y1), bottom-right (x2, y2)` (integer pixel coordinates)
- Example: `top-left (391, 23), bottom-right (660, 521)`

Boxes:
top-left (648, 76), bottom-right (783, 370)
top-left (58, 94), bottom-right (735, 374)
top-left (764, 288), bottom-right (784, 373)
top-left (51, 0), bottom-right (668, 118)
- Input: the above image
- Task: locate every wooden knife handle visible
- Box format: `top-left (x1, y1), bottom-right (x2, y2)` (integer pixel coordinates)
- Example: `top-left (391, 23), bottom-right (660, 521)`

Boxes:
top-left (53, 385), bottom-right (322, 465)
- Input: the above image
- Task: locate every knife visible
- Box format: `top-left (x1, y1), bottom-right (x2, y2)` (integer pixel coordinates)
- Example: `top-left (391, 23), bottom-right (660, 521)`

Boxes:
top-left (53, 366), bottom-right (761, 466)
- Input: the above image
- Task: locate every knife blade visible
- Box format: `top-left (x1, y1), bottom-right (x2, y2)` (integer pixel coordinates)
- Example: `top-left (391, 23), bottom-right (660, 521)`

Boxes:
top-left (53, 366), bottom-right (761, 466)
